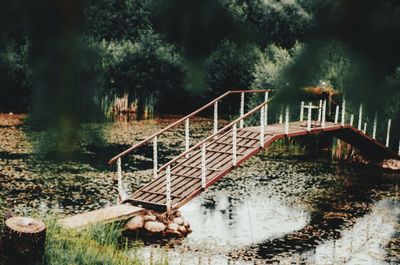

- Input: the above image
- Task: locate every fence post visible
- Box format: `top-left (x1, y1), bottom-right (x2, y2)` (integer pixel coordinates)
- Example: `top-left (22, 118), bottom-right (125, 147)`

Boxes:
top-left (318, 100), bottom-right (322, 122)
top-left (322, 99), bottom-right (326, 129)
top-left (153, 136), bottom-right (158, 179)
top-left (386, 119), bottom-right (391, 147)
top-left (232, 123), bottom-right (237, 166)
top-left (358, 103), bottom-right (363, 130)
top-left (300, 101), bottom-right (304, 122)
top-left (260, 107), bottom-right (265, 146)
top-left (350, 114), bottom-right (354, 126)
top-left (372, 112), bottom-right (378, 140)
top-left (284, 105), bottom-right (289, 135)
top-left (334, 105), bottom-right (339, 124)
top-left (307, 102), bottom-right (312, 132)
top-left (239, 92), bottom-right (244, 128)
top-left (213, 101), bottom-right (218, 134)
top-left (201, 143), bottom-right (207, 188)
top-left (185, 119), bottom-right (190, 153)
top-left (166, 165), bottom-right (172, 212)
top-left (341, 99), bottom-right (346, 126)
top-left (363, 122), bottom-right (367, 134)
top-left (264, 91), bottom-right (269, 126)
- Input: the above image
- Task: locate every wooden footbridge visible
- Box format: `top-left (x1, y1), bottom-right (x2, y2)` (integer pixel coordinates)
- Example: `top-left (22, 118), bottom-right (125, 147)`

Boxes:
top-left (108, 90), bottom-right (400, 213)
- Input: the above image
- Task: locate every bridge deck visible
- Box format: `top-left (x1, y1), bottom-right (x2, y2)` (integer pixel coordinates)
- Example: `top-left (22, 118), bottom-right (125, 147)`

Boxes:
top-left (124, 121), bottom-right (398, 212)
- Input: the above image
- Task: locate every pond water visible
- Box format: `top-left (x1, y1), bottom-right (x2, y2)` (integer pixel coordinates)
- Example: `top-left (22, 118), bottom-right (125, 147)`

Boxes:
top-left (0, 114), bottom-right (399, 264)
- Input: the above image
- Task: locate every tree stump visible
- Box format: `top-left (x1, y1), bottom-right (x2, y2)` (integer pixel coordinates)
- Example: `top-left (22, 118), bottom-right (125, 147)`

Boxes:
top-left (2, 217), bottom-right (46, 262)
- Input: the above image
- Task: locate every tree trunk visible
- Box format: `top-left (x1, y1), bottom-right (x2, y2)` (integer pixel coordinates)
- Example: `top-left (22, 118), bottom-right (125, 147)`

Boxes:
top-left (2, 217), bottom-right (46, 263)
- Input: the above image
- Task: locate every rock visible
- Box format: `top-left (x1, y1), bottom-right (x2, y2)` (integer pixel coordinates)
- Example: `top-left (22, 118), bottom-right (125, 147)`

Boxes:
top-left (164, 229), bottom-right (182, 238)
top-left (124, 216), bottom-right (144, 231)
top-left (186, 226), bottom-right (193, 234)
top-left (183, 221), bottom-right (190, 228)
top-left (380, 159), bottom-right (400, 170)
top-left (173, 210), bottom-right (181, 217)
top-left (173, 217), bottom-right (184, 225)
top-left (144, 221), bottom-right (166, 233)
top-left (167, 222), bottom-right (179, 231)
top-left (177, 225), bottom-right (187, 236)
top-left (143, 215), bottom-right (157, 222)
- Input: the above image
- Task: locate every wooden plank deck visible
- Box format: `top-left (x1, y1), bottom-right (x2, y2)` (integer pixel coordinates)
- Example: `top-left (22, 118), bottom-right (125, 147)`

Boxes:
top-left (124, 120), bottom-right (399, 212)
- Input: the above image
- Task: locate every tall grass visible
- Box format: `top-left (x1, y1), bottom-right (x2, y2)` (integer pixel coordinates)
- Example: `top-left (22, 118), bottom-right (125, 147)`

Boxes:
top-left (42, 218), bottom-right (167, 265)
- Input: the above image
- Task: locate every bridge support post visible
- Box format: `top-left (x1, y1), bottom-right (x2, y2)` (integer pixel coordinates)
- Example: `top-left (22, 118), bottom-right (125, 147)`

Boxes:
top-left (372, 112), bottom-right (378, 140)
top-left (300, 101), bottom-right (304, 122)
top-left (321, 99), bottom-right (326, 129)
top-left (213, 102), bottom-right (218, 134)
top-left (334, 105), bottom-right (339, 124)
top-left (363, 122), bottom-right (367, 134)
top-left (153, 136), bottom-right (158, 179)
top-left (260, 107), bottom-right (265, 145)
top-left (264, 91), bottom-right (269, 126)
top-left (318, 100), bottom-right (322, 122)
top-left (341, 99), bottom-right (346, 126)
top-left (284, 105), bottom-right (289, 135)
top-left (386, 119), bottom-right (392, 147)
top-left (166, 165), bottom-right (172, 212)
top-left (358, 103), bottom-right (363, 130)
top-left (239, 92), bottom-right (244, 128)
top-left (307, 102), bottom-right (312, 132)
top-left (350, 114), bottom-right (354, 126)
top-left (185, 119), bottom-right (190, 153)
top-left (232, 124), bottom-right (237, 166)
top-left (201, 143), bottom-right (207, 188)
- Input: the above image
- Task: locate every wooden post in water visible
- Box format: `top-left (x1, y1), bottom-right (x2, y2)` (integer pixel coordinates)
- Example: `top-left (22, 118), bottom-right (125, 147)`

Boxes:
top-left (153, 136), bottom-right (158, 179)
top-left (239, 92), bottom-right (244, 128)
top-left (300, 101), bottom-right (304, 122)
top-left (341, 99), bottom-right (346, 126)
top-left (213, 102), bottom-right (218, 134)
top-left (185, 119), bottom-right (190, 152)
top-left (386, 119), bottom-right (391, 147)
top-left (307, 102), bottom-right (312, 132)
top-left (350, 114), bottom-right (354, 126)
top-left (166, 165), bottom-right (171, 211)
top-left (334, 105), bottom-right (339, 123)
top-left (264, 91), bottom-right (269, 126)
top-left (260, 107), bottom-right (265, 146)
top-left (201, 143), bottom-right (207, 188)
top-left (318, 100), bottom-right (322, 122)
top-left (372, 112), bottom-right (378, 140)
top-left (322, 99), bottom-right (326, 129)
top-left (358, 103), bottom-right (363, 130)
top-left (284, 105), bottom-right (289, 135)
top-left (232, 123), bottom-right (237, 166)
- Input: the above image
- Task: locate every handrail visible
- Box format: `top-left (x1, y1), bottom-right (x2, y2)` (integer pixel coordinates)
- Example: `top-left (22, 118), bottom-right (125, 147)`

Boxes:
top-left (108, 89), bottom-right (270, 165)
top-left (158, 95), bottom-right (276, 172)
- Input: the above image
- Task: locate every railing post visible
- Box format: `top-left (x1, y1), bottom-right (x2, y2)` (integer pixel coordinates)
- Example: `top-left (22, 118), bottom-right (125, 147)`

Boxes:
top-left (372, 112), bottom-right (378, 140)
top-left (201, 143), bottom-right (207, 188)
top-left (260, 107), bottom-right (265, 146)
top-left (386, 119), bottom-right (391, 147)
top-left (166, 165), bottom-right (172, 212)
top-left (185, 119), bottom-right (190, 153)
top-left (279, 105), bottom-right (283, 124)
top-left (334, 105), bottom-right (339, 124)
top-left (363, 122), bottom-right (367, 134)
top-left (300, 101), bottom-right (304, 122)
top-left (239, 92), bottom-right (244, 128)
top-left (398, 140), bottom-right (400, 156)
top-left (341, 99), bottom-right (346, 126)
top-left (318, 100), bottom-right (322, 122)
top-left (213, 101), bottom-right (218, 134)
top-left (153, 136), bottom-right (158, 179)
top-left (358, 103), bottom-right (363, 130)
top-left (232, 123), bottom-right (237, 166)
top-left (307, 102), bottom-right (312, 132)
top-left (321, 99), bottom-right (326, 129)
top-left (350, 114), bottom-right (354, 126)
top-left (264, 91), bottom-right (269, 126)
top-left (284, 105), bottom-right (289, 135)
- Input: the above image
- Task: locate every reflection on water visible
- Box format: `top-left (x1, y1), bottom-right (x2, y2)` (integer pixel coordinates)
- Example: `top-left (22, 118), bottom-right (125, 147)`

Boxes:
top-left (0, 116), bottom-right (399, 264)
